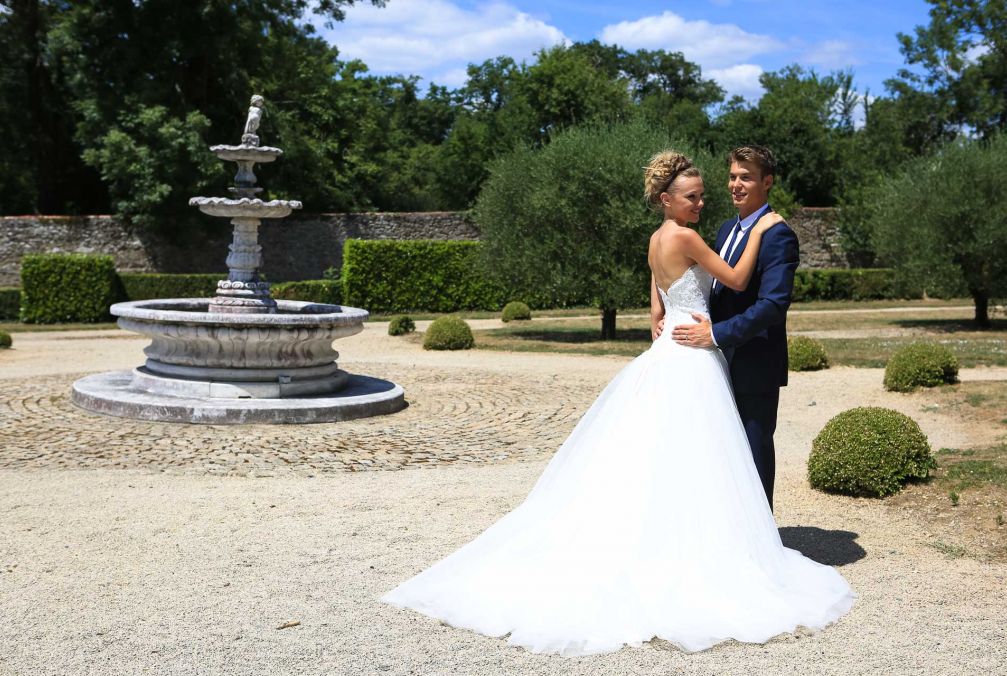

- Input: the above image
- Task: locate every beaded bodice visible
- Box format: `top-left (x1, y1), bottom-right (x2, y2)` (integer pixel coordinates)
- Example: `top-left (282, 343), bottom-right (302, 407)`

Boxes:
top-left (657, 265), bottom-right (712, 321)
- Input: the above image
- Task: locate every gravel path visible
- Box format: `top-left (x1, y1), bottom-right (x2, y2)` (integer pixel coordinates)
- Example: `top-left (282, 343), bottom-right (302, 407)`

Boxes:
top-left (2, 325), bottom-right (1006, 675)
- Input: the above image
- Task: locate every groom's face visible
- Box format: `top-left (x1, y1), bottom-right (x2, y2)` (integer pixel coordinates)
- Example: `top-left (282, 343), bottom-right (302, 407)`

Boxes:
top-left (729, 161), bottom-right (773, 217)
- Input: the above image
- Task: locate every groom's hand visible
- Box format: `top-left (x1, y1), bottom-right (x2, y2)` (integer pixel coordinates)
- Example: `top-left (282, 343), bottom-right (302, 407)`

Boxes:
top-left (672, 313), bottom-right (714, 348)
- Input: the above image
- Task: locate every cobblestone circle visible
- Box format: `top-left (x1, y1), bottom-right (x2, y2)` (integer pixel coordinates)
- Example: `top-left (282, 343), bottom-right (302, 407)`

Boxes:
top-left (0, 363), bottom-right (601, 476)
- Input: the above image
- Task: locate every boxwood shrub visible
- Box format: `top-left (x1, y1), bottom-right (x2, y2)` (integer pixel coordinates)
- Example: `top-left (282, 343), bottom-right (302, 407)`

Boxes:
top-left (808, 407), bottom-right (936, 497)
top-left (0, 287), bottom-right (20, 320)
top-left (20, 254), bottom-right (118, 323)
top-left (271, 279), bottom-right (341, 305)
top-left (884, 343), bottom-right (959, 392)
top-left (423, 316), bottom-right (475, 350)
top-left (118, 273), bottom-right (221, 300)
top-left (501, 301), bottom-right (532, 322)
top-left (341, 240), bottom-right (507, 313)
top-left (388, 315), bottom-right (416, 336)
top-left (788, 336), bottom-right (829, 371)
top-left (0, 330), bottom-right (11, 349)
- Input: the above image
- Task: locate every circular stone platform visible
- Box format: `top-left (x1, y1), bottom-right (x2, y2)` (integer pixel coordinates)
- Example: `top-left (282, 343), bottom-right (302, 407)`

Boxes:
top-left (71, 370), bottom-right (405, 424)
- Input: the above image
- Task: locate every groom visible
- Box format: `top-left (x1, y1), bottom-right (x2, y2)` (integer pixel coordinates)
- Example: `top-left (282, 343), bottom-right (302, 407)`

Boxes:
top-left (668, 145), bottom-right (799, 510)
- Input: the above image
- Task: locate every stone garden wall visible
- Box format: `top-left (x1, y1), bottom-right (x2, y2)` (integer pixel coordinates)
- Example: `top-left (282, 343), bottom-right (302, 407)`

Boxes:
top-left (0, 208), bottom-right (845, 286)
top-left (0, 212), bottom-right (479, 286)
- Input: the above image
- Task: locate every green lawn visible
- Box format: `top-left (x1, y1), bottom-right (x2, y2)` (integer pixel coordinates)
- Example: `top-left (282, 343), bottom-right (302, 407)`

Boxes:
top-left (471, 306), bottom-right (1007, 367)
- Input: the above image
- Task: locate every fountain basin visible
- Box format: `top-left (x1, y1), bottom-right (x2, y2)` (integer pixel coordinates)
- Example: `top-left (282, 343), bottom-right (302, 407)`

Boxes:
top-left (190, 196), bottom-right (302, 219)
top-left (210, 144), bottom-right (283, 163)
top-left (71, 299), bottom-right (406, 423)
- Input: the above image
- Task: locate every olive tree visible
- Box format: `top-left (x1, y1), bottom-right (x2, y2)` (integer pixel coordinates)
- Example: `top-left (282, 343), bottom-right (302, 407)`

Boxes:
top-left (474, 118), bottom-right (733, 339)
top-left (867, 134), bottom-right (1007, 327)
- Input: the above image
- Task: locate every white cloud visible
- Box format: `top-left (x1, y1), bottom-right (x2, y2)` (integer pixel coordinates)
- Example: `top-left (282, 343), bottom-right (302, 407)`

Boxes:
top-left (317, 0), bottom-right (568, 79)
top-left (599, 11), bottom-right (783, 69)
top-left (964, 42), bottom-right (989, 63)
top-left (708, 64), bottom-right (765, 101)
top-left (801, 40), bottom-right (862, 69)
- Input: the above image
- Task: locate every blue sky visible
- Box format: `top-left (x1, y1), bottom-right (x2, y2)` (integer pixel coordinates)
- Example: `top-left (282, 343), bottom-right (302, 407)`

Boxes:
top-left (317, 0), bottom-right (933, 102)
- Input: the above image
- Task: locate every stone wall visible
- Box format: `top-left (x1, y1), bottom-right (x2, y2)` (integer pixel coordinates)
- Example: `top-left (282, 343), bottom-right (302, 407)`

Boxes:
top-left (0, 208), bottom-right (847, 286)
top-left (0, 212), bottom-right (479, 286)
top-left (789, 207), bottom-right (848, 269)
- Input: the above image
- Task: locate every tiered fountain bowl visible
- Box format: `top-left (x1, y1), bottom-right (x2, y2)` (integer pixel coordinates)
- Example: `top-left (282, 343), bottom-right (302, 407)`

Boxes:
top-left (71, 95), bottom-right (405, 424)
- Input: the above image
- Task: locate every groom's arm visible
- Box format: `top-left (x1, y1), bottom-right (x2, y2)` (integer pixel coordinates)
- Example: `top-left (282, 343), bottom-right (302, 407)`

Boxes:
top-left (711, 226), bottom-right (799, 349)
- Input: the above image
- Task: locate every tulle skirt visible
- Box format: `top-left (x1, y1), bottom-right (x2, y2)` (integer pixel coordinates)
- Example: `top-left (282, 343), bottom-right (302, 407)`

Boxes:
top-left (381, 333), bottom-right (855, 656)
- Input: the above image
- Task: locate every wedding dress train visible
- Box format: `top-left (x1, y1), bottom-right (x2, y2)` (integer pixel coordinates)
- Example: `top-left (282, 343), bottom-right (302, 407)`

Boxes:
top-left (381, 265), bottom-right (855, 656)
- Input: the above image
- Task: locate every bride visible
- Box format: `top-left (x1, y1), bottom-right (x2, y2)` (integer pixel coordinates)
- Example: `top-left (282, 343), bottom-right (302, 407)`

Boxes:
top-left (381, 151), bottom-right (855, 657)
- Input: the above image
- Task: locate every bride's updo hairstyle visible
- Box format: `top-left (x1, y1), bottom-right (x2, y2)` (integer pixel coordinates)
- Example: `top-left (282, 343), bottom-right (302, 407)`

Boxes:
top-left (643, 150), bottom-right (701, 210)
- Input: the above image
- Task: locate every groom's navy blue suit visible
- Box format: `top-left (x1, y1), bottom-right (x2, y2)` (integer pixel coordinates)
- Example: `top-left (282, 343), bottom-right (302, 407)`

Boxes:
top-left (709, 205), bottom-right (800, 510)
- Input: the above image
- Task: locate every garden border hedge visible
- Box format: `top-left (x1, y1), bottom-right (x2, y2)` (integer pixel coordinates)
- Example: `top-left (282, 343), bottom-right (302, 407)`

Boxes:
top-left (20, 254), bottom-right (118, 323)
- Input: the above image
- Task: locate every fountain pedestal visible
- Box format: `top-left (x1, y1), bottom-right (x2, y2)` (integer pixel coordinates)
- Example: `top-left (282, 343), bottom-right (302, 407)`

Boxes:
top-left (71, 95), bottom-right (405, 424)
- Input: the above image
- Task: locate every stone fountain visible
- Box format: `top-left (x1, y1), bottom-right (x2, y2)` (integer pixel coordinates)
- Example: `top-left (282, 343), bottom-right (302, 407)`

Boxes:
top-left (71, 95), bottom-right (405, 424)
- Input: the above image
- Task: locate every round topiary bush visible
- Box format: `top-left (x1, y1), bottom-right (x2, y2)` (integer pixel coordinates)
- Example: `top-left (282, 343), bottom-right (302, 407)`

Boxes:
top-left (788, 336), bottom-right (829, 371)
top-left (501, 301), bottom-right (532, 322)
top-left (808, 407), bottom-right (936, 497)
top-left (0, 330), bottom-right (11, 349)
top-left (423, 316), bottom-right (475, 350)
top-left (388, 315), bottom-right (416, 336)
top-left (883, 342), bottom-right (959, 392)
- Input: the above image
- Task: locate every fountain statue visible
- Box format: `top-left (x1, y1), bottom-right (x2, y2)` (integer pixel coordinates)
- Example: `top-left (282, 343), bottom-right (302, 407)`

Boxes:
top-left (71, 96), bottom-right (405, 424)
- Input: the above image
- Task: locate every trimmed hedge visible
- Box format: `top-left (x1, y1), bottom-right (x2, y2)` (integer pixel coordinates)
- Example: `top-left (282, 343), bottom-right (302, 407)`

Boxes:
top-left (272, 279), bottom-right (341, 305)
top-left (788, 336), bottom-right (829, 371)
top-left (0, 287), bottom-right (19, 320)
top-left (423, 316), bottom-right (475, 350)
top-left (793, 269), bottom-right (897, 302)
top-left (20, 254), bottom-right (118, 323)
top-left (792, 268), bottom-right (967, 302)
top-left (501, 301), bottom-right (532, 322)
top-left (884, 343), bottom-right (959, 392)
top-left (341, 240), bottom-right (507, 313)
top-left (388, 315), bottom-right (416, 336)
top-left (118, 273), bottom-right (221, 300)
top-left (0, 330), bottom-right (11, 349)
top-left (808, 407), bottom-right (936, 497)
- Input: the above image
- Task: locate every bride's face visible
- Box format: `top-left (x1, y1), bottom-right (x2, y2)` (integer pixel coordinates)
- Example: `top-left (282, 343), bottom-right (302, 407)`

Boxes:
top-left (662, 175), bottom-right (705, 224)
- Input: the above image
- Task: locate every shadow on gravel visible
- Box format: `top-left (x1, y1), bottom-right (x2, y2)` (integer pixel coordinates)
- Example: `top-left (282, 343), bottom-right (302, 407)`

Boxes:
top-left (778, 526), bottom-right (866, 566)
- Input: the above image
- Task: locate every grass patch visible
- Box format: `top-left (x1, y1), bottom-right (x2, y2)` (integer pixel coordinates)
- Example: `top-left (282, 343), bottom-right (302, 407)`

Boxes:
top-left (927, 540), bottom-right (971, 559)
top-left (471, 315), bottom-right (1007, 367)
top-left (818, 336), bottom-right (1007, 368)
top-left (942, 455), bottom-right (1007, 492)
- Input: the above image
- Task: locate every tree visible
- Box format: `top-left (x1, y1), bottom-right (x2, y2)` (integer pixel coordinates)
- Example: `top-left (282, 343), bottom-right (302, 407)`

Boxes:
top-left (892, 0), bottom-right (1007, 138)
top-left (0, 0), bottom-right (383, 223)
top-left (867, 134), bottom-right (1007, 327)
top-left (474, 118), bottom-right (733, 339)
top-left (0, 0), bottom-right (106, 214)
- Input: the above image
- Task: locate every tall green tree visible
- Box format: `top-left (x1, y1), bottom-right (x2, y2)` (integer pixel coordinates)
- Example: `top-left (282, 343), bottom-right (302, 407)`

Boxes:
top-left (475, 118), bottom-right (732, 339)
top-left (867, 134), bottom-right (1007, 327)
top-left (0, 0), bottom-right (105, 214)
top-left (892, 0), bottom-right (1007, 138)
top-left (1, 0), bottom-right (383, 224)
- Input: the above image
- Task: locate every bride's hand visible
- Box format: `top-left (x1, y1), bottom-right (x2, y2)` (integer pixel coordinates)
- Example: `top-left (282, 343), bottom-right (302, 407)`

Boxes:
top-left (754, 212), bottom-right (785, 234)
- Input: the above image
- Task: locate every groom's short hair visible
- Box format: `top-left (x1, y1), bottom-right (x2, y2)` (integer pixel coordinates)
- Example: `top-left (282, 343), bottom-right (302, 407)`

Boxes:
top-left (729, 145), bottom-right (777, 179)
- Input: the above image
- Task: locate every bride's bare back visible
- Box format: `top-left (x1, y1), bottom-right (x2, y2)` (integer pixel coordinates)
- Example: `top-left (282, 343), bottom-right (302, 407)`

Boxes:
top-left (649, 225), bottom-right (698, 293)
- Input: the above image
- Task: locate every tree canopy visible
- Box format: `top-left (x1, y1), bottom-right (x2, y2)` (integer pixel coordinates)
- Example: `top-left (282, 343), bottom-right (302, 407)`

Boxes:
top-left (1, 0), bottom-right (1002, 252)
top-left (474, 118), bottom-right (733, 338)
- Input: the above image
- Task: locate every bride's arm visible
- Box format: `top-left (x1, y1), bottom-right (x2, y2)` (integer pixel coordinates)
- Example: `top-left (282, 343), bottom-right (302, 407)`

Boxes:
top-left (681, 213), bottom-right (784, 291)
top-left (650, 273), bottom-right (664, 341)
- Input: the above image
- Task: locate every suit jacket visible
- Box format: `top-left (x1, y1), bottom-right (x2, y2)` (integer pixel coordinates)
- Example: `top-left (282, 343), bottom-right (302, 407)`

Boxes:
top-left (709, 208), bottom-right (799, 394)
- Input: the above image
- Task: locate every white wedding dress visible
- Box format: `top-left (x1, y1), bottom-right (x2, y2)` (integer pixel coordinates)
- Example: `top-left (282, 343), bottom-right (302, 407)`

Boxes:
top-left (381, 265), bottom-right (855, 656)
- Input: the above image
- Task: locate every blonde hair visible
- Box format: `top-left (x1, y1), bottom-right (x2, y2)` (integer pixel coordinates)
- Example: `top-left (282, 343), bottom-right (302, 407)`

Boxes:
top-left (643, 150), bottom-right (701, 209)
